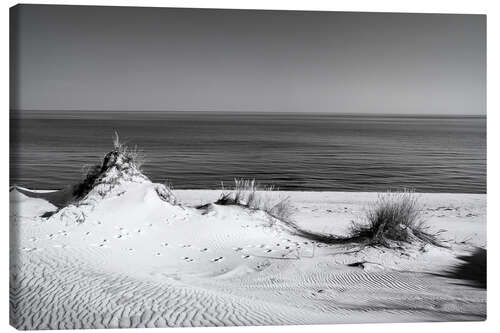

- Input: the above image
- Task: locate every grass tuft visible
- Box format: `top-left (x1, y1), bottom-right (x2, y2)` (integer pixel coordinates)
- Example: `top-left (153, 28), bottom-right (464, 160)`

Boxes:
top-left (215, 178), bottom-right (294, 222)
top-left (111, 131), bottom-right (146, 171)
top-left (350, 190), bottom-right (443, 247)
top-left (72, 132), bottom-right (146, 200)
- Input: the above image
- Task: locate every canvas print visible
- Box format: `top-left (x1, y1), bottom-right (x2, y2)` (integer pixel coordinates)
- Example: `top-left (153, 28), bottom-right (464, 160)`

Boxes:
top-left (9, 4), bottom-right (486, 330)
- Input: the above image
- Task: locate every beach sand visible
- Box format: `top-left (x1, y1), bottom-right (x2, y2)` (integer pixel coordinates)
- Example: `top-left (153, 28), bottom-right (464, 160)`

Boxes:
top-left (9, 179), bottom-right (486, 329)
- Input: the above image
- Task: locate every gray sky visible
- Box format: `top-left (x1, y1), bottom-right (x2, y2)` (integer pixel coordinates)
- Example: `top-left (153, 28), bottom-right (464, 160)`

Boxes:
top-left (11, 5), bottom-right (486, 115)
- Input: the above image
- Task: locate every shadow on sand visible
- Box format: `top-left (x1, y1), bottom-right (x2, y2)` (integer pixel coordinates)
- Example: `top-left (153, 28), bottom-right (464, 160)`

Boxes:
top-left (438, 247), bottom-right (486, 289)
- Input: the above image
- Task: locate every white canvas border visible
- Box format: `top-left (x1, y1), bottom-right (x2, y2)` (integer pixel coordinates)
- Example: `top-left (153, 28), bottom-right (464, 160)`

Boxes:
top-left (1, 1), bottom-right (497, 332)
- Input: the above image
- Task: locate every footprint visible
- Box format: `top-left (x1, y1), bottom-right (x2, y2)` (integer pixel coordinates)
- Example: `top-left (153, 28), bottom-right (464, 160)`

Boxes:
top-left (162, 242), bottom-right (169, 247)
top-left (28, 237), bottom-right (37, 242)
top-left (156, 252), bottom-right (162, 256)
top-left (115, 235), bottom-right (123, 239)
top-left (233, 247), bottom-right (243, 252)
top-left (85, 231), bottom-right (91, 235)
top-left (200, 248), bottom-right (208, 252)
top-left (266, 249), bottom-right (272, 253)
top-left (212, 256), bottom-right (224, 262)
top-left (242, 255), bottom-right (251, 259)
top-left (181, 244), bottom-right (191, 248)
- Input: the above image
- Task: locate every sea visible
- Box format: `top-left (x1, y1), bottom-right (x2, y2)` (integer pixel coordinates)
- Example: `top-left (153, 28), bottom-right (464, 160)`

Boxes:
top-left (10, 111), bottom-right (486, 193)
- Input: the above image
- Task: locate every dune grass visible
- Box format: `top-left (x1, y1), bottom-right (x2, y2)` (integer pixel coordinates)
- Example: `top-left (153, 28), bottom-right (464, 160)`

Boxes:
top-left (73, 132), bottom-right (146, 200)
top-left (349, 190), bottom-right (443, 247)
top-left (215, 178), bottom-right (294, 222)
top-left (277, 190), bottom-right (445, 249)
top-left (111, 131), bottom-right (146, 171)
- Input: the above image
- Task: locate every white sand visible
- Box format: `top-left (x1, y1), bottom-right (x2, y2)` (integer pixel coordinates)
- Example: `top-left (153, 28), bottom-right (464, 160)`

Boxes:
top-left (10, 182), bottom-right (486, 329)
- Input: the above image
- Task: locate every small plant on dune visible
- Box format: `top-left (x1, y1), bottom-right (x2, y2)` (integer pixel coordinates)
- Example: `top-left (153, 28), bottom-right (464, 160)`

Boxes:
top-left (216, 178), bottom-right (294, 222)
top-left (111, 131), bottom-right (146, 171)
top-left (350, 190), bottom-right (443, 247)
top-left (155, 180), bottom-right (177, 205)
top-left (72, 132), bottom-right (146, 200)
top-left (73, 163), bottom-right (102, 199)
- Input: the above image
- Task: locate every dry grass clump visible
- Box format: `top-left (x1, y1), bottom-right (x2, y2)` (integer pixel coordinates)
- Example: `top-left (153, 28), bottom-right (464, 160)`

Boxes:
top-left (350, 190), bottom-right (443, 247)
top-left (283, 190), bottom-right (445, 248)
top-left (216, 178), bottom-right (294, 222)
top-left (73, 164), bottom-right (102, 199)
top-left (111, 131), bottom-right (146, 171)
top-left (72, 132), bottom-right (146, 200)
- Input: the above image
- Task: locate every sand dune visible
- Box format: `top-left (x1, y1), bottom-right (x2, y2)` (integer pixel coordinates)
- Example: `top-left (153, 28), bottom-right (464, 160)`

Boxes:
top-left (9, 155), bottom-right (486, 329)
top-left (10, 184), bottom-right (486, 329)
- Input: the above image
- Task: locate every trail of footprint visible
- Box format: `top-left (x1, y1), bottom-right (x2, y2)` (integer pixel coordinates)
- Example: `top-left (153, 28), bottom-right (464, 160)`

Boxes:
top-left (22, 247), bottom-right (39, 252)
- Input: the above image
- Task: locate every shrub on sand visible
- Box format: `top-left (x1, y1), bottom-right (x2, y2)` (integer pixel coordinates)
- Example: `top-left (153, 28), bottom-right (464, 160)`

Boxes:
top-left (215, 178), bottom-right (294, 222)
top-left (72, 132), bottom-right (146, 200)
top-left (350, 190), bottom-right (443, 247)
top-left (111, 131), bottom-right (146, 171)
top-left (73, 164), bottom-right (102, 199)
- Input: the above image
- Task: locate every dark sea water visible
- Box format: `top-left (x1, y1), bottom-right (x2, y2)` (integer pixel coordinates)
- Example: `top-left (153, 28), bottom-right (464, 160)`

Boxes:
top-left (10, 112), bottom-right (486, 193)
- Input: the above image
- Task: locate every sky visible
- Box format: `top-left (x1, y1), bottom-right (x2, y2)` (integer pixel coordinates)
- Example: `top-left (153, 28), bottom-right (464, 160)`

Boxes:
top-left (11, 5), bottom-right (486, 115)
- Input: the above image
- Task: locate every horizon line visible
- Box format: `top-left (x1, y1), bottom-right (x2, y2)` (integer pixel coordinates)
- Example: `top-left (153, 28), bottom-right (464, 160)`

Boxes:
top-left (10, 109), bottom-right (486, 118)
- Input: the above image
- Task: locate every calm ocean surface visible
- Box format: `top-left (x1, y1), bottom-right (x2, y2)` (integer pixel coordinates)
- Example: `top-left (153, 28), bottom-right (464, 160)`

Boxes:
top-left (10, 112), bottom-right (486, 193)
